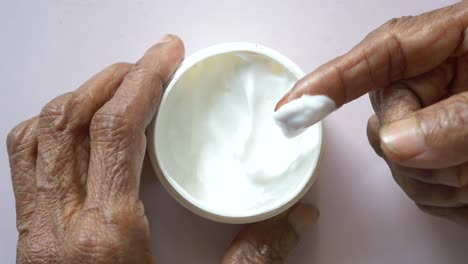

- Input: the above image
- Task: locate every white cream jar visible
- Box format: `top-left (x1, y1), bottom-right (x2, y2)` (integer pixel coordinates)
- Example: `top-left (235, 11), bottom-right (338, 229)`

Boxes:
top-left (148, 43), bottom-right (324, 223)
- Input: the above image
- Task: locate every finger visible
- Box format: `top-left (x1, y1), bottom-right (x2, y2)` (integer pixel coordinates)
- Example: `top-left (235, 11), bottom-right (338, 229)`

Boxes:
top-left (87, 35), bottom-right (185, 203)
top-left (274, 2), bottom-right (467, 132)
top-left (432, 163), bottom-right (468, 188)
top-left (400, 60), bottom-right (455, 106)
top-left (369, 60), bottom-right (455, 120)
top-left (367, 113), bottom-right (468, 188)
top-left (222, 204), bottom-right (319, 264)
top-left (35, 63), bottom-right (132, 211)
top-left (417, 205), bottom-right (468, 226)
top-left (367, 80), bottom-right (419, 155)
top-left (380, 91), bottom-right (468, 169)
top-left (373, 84), bottom-right (420, 125)
top-left (392, 172), bottom-right (463, 207)
top-left (7, 117), bottom-right (38, 236)
top-left (367, 116), bottom-right (468, 189)
top-left (371, 59), bottom-right (456, 133)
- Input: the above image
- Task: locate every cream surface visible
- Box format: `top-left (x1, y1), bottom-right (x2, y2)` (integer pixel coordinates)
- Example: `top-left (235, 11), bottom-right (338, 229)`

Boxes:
top-left (155, 51), bottom-right (321, 217)
top-left (274, 95), bottom-right (336, 138)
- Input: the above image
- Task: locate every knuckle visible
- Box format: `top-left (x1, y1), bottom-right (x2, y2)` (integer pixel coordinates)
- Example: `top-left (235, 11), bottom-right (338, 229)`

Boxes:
top-left (382, 16), bottom-right (413, 30)
top-left (376, 16), bottom-right (413, 80)
top-left (126, 63), bottom-right (153, 83)
top-left (68, 227), bottom-right (121, 260)
top-left (66, 208), bottom-right (150, 261)
top-left (38, 92), bottom-right (77, 133)
top-left (90, 109), bottom-right (141, 146)
top-left (124, 62), bottom-right (163, 95)
top-left (380, 16), bottom-right (412, 37)
top-left (379, 84), bottom-right (421, 123)
top-left (382, 17), bottom-right (401, 30)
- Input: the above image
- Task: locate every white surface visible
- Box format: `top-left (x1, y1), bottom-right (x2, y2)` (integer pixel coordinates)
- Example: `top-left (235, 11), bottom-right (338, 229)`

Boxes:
top-left (274, 95), bottom-right (336, 138)
top-left (152, 45), bottom-right (322, 221)
top-left (1, 0), bottom-right (467, 263)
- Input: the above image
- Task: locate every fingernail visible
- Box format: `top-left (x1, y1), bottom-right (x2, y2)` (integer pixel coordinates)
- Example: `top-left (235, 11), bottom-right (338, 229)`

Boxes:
top-left (159, 34), bottom-right (174, 43)
top-left (275, 90), bottom-right (293, 111)
top-left (380, 116), bottom-right (426, 160)
top-left (288, 204), bottom-right (319, 235)
top-left (273, 95), bottom-right (336, 138)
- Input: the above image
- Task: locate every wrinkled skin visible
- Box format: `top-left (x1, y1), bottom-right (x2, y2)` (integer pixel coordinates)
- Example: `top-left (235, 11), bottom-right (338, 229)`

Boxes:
top-left (7, 35), bottom-right (318, 264)
top-left (223, 204), bottom-right (319, 264)
top-left (278, 2), bottom-right (468, 225)
top-left (364, 3), bottom-right (468, 225)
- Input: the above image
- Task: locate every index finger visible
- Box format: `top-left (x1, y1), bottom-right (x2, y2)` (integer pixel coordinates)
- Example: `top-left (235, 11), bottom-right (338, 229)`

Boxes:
top-left (87, 35), bottom-right (184, 203)
top-left (274, 2), bottom-right (468, 137)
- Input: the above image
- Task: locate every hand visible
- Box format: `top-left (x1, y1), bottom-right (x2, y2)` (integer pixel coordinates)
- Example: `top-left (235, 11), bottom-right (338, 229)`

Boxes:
top-left (7, 34), bottom-right (318, 263)
top-left (276, 2), bottom-right (468, 225)
top-left (7, 34), bottom-right (184, 263)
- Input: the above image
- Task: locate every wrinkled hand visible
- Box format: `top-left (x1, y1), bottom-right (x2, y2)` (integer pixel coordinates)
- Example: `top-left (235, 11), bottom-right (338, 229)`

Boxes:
top-left (7, 35), bottom-right (184, 263)
top-left (278, 2), bottom-right (468, 225)
top-left (8, 34), bottom-right (318, 264)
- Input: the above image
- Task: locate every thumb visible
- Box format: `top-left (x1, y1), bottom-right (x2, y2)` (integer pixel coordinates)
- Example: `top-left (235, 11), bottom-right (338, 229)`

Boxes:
top-left (379, 92), bottom-right (468, 169)
top-left (222, 203), bottom-right (319, 264)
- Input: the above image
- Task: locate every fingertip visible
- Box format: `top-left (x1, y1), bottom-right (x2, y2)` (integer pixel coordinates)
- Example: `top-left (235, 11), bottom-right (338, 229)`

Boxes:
top-left (275, 77), bottom-right (313, 111)
top-left (158, 34), bottom-right (185, 57)
top-left (159, 34), bottom-right (185, 81)
top-left (275, 89), bottom-right (293, 111)
top-left (164, 34), bottom-right (185, 56)
top-left (149, 34), bottom-right (185, 58)
top-left (287, 203), bottom-right (319, 235)
top-left (379, 117), bottom-right (427, 165)
top-left (6, 117), bottom-right (38, 156)
top-left (273, 94), bottom-right (336, 137)
top-left (138, 34), bottom-right (185, 84)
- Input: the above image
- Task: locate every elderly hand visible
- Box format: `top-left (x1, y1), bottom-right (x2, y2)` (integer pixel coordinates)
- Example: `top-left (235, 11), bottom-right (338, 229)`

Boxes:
top-left (277, 2), bottom-right (468, 225)
top-left (7, 35), bottom-right (318, 264)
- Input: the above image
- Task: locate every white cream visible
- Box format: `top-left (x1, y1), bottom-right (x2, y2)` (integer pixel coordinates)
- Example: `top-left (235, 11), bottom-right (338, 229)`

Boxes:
top-left (155, 50), bottom-right (322, 217)
top-left (274, 95), bottom-right (336, 138)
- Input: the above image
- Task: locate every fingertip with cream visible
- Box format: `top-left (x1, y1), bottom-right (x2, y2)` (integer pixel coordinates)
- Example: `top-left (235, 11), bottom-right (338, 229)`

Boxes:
top-left (273, 95), bottom-right (336, 138)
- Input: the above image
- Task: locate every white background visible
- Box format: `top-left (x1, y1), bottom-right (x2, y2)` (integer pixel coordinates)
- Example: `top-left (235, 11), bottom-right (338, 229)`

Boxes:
top-left (1, 0), bottom-right (467, 263)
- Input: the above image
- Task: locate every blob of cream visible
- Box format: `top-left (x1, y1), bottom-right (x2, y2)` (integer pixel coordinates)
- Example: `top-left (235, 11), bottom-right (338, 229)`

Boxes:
top-left (273, 95), bottom-right (336, 138)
